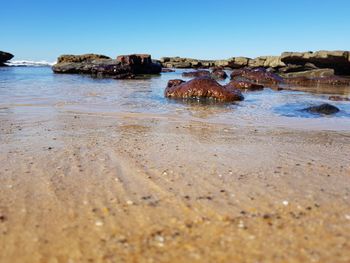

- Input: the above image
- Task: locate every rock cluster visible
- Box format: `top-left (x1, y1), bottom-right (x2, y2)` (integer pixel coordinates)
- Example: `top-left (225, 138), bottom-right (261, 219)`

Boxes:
top-left (182, 69), bottom-right (228, 80)
top-left (160, 51), bottom-right (350, 81)
top-left (52, 54), bottom-right (161, 78)
top-left (164, 77), bottom-right (244, 102)
top-left (0, 51), bottom-right (14, 66)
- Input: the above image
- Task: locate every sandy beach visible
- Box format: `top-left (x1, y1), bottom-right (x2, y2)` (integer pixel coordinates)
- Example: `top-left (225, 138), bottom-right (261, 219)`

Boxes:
top-left (1, 104), bottom-right (350, 262)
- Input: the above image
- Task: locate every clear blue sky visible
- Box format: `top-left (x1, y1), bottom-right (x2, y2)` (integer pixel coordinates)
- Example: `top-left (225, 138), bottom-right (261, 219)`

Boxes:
top-left (2, 0), bottom-right (350, 61)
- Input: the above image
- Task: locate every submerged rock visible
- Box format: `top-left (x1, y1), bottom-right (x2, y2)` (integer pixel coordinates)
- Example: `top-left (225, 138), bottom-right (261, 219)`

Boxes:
top-left (329, 96), bottom-right (350, 102)
top-left (0, 51), bottom-right (14, 66)
top-left (164, 77), bottom-right (244, 102)
top-left (225, 80), bottom-right (264, 91)
top-left (161, 68), bottom-right (175, 73)
top-left (281, 68), bottom-right (335, 79)
top-left (211, 68), bottom-right (228, 80)
top-left (182, 70), bottom-right (211, 78)
top-left (303, 103), bottom-right (340, 115)
top-left (231, 67), bottom-right (283, 85)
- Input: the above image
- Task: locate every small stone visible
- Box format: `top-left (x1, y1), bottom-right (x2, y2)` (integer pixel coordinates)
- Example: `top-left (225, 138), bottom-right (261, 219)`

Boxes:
top-left (282, 200), bottom-right (289, 206)
top-left (345, 214), bottom-right (350, 220)
top-left (126, 200), bottom-right (134, 205)
top-left (95, 220), bottom-right (103, 226)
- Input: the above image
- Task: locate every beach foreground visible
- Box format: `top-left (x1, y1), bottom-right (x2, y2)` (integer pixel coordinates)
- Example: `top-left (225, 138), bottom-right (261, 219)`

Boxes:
top-left (1, 109), bottom-right (350, 262)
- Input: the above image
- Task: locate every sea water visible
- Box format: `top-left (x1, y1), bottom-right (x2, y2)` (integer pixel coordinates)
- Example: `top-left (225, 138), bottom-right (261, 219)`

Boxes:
top-left (1, 66), bottom-right (350, 131)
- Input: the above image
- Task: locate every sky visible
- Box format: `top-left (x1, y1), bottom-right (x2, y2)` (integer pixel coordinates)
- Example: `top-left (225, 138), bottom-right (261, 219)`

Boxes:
top-left (2, 0), bottom-right (350, 62)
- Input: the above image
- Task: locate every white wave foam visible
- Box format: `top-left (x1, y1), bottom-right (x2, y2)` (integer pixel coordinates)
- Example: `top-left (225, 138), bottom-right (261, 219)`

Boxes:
top-left (5, 60), bottom-right (55, 67)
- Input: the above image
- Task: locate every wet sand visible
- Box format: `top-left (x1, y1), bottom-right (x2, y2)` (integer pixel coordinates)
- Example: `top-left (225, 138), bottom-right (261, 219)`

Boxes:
top-left (1, 108), bottom-right (350, 263)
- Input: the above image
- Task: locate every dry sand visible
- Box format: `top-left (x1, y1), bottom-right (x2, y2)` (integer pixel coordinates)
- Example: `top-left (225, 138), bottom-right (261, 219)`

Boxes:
top-left (1, 109), bottom-right (350, 262)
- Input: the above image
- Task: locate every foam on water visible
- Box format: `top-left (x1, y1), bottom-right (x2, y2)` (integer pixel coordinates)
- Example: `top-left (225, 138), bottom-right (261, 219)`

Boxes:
top-left (5, 60), bottom-right (55, 67)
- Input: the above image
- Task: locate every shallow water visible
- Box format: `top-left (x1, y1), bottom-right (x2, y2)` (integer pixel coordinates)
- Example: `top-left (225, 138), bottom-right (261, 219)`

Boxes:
top-left (1, 66), bottom-right (350, 131)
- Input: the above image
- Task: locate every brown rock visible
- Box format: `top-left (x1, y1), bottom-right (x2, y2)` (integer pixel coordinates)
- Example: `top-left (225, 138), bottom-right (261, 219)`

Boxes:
top-left (57, 54), bottom-right (110, 63)
top-left (165, 77), bottom-right (244, 102)
top-left (231, 68), bottom-right (283, 85)
top-left (182, 70), bottom-right (211, 78)
top-left (211, 68), bottom-right (228, 80)
top-left (284, 76), bottom-right (350, 86)
top-left (225, 80), bottom-right (264, 91)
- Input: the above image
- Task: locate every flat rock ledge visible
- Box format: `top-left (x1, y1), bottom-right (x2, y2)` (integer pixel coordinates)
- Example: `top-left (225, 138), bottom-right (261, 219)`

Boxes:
top-left (52, 54), bottom-right (161, 79)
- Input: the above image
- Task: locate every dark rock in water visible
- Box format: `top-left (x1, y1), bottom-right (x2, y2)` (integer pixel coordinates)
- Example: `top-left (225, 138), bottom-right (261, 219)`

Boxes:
top-left (52, 54), bottom-right (161, 78)
top-left (231, 67), bottom-right (283, 85)
top-left (116, 54), bottom-right (161, 74)
top-left (164, 77), bottom-right (244, 102)
top-left (182, 70), bottom-right (211, 78)
top-left (211, 68), bottom-right (228, 80)
top-left (161, 68), bottom-right (175, 73)
top-left (329, 96), bottom-right (350, 102)
top-left (303, 103), bottom-right (340, 115)
top-left (225, 80), bottom-right (264, 91)
top-left (284, 75), bottom-right (350, 86)
top-left (0, 51), bottom-right (14, 66)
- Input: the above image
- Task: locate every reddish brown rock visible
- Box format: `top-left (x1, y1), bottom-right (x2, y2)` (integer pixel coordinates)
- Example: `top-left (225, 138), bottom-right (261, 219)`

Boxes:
top-left (231, 67), bottom-right (283, 85)
top-left (211, 68), bottom-right (228, 80)
top-left (116, 54), bottom-right (161, 74)
top-left (182, 70), bottom-right (211, 78)
top-left (165, 77), bottom-right (244, 102)
top-left (225, 80), bottom-right (264, 91)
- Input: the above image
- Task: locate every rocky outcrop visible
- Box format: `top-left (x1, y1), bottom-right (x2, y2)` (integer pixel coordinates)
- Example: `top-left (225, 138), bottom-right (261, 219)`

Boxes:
top-left (231, 68), bottom-right (283, 85)
top-left (57, 54), bottom-right (110, 63)
top-left (280, 69), bottom-right (335, 79)
top-left (284, 75), bottom-right (350, 86)
top-left (303, 103), bottom-right (340, 115)
top-left (52, 54), bottom-right (161, 78)
top-left (0, 51), bottom-right (14, 66)
top-left (281, 51), bottom-right (350, 75)
top-left (160, 57), bottom-right (216, 68)
top-left (159, 51), bottom-right (350, 79)
top-left (164, 77), bottom-right (244, 102)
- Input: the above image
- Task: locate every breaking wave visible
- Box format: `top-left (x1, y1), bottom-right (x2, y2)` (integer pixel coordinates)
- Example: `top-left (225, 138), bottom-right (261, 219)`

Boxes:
top-left (5, 60), bottom-right (55, 67)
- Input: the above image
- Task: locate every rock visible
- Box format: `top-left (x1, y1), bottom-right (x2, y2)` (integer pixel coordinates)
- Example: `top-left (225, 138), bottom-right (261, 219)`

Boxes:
top-left (167, 79), bottom-right (185, 88)
top-left (116, 54), bottom-right (161, 74)
top-left (303, 103), bottom-right (340, 115)
top-left (57, 54), bottom-right (110, 63)
top-left (225, 80), bottom-right (264, 91)
top-left (160, 57), bottom-right (216, 69)
top-left (0, 51), bottom-right (14, 66)
top-left (284, 75), bottom-right (350, 86)
top-left (164, 77), bottom-right (244, 102)
top-left (52, 54), bottom-right (161, 78)
top-left (281, 50), bottom-right (350, 75)
top-left (161, 68), bottom-right (175, 73)
top-left (281, 68), bottom-right (335, 78)
top-left (329, 96), bottom-right (350, 101)
top-left (231, 67), bottom-right (283, 85)
top-left (182, 70), bottom-right (211, 78)
top-left (211, 68), bottom-right (228, 80)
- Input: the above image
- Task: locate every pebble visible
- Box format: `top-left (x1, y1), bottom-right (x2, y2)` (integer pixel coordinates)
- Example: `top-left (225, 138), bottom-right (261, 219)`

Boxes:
top-left (126, 200), bottom-right (134, 205)
top-left (282, 200), bottom-right (289, 206)
top-left (95, 220), bottom-right (104, 226)
top-left (345, 214), bottom-right (350, 220)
